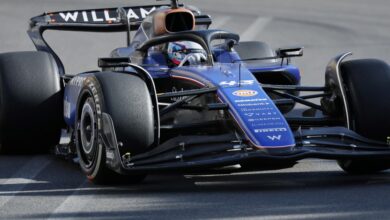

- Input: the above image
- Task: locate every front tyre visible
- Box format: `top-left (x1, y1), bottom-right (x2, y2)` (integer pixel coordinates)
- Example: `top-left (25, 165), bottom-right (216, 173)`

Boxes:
top-left (77, 93), bottom-right (146, 184)
top-left (338, 159), bottom-right (390, 174)
top-left (335, 59), bottom-right (390, 174)
top-left (76, 73), bottom-right (152, 184)
top-left (77, 97), bottom-right (106, 182)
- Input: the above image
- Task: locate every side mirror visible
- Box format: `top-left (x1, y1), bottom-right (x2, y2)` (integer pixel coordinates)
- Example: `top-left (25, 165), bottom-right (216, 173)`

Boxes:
top-left (226, 39), bottom-right (238, 51)
top-left (98, 57), bottom-right (131, 71)
top-left (278, 47), bottom-right (304, 58)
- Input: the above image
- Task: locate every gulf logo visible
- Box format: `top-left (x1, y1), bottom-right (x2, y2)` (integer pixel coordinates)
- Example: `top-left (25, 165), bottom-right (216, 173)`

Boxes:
top-left (232, 90), bottom-right (258, 97)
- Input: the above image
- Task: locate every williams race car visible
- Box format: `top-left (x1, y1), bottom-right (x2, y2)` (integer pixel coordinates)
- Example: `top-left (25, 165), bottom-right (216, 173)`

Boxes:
top-left (1, 0), bottom-right (390, 184)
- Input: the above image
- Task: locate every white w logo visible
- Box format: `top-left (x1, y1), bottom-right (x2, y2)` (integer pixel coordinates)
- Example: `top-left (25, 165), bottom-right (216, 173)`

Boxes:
top-left (267, 135), bottom-right (282, 141)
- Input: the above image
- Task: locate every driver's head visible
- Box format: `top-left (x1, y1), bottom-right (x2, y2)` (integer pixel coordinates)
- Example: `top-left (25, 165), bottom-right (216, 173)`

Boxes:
top-left (167, 41), bottom-right (206, 66)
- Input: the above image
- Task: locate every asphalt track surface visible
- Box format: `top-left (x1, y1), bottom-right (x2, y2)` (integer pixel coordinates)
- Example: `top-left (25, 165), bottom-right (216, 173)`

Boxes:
top-left (1, 0), bottom-right (390, 219)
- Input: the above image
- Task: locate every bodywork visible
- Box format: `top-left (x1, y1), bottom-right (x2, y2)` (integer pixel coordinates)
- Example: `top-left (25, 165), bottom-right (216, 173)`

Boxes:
top-left (28, 3), bottom-right (390, 174)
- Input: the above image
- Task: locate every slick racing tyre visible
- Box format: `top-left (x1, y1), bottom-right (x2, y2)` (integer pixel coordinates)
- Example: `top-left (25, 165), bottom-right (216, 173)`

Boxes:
top-left (76, 72), bottom-right (155, 184)
top-left (0, 51), bottom-right (62, 153)
top-left (336, 59), bottom-right (390, 174)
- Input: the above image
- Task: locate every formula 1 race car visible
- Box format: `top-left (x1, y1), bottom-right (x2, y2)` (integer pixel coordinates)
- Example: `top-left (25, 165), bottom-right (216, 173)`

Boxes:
top-left (1, 0), bottom-right (390, 184)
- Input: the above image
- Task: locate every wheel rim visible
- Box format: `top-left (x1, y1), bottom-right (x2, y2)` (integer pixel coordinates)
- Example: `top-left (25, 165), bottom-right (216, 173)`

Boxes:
top-left (79, 99), bottom-right (97, 168)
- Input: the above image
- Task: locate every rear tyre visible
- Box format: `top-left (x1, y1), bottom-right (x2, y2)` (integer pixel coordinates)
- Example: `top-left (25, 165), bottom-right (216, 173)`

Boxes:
top-left (336, 59), bottom-right (390, 174)
top-left (76, 72), bottom-right (154, 184)
top-left (0, 51), bottom-right (62, 153)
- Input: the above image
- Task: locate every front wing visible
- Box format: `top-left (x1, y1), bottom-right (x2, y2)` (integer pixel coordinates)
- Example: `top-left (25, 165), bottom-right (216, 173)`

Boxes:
top-left (100, 113), bottom-right (390, 174)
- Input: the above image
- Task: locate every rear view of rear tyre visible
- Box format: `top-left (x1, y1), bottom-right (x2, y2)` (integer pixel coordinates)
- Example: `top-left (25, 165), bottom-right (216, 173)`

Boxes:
top-left (0, 51), bottom-right (62, 153)
top-left (76, 72), bottom-right (154, 184)
top-left (336, 59), bottom-right (390, 174)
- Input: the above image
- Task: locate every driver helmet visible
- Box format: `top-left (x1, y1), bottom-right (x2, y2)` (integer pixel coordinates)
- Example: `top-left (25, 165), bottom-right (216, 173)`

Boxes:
top-left (167, 41), bottom-right (206, 66)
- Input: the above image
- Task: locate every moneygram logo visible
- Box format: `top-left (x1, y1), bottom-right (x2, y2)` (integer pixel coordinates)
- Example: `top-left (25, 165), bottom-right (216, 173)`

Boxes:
top-left (232, 90), bottom-right (258, 97)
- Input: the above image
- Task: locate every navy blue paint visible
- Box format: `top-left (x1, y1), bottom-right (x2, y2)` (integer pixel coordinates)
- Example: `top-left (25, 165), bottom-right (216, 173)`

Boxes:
top-left (171, 63), bottom-right (295, 148)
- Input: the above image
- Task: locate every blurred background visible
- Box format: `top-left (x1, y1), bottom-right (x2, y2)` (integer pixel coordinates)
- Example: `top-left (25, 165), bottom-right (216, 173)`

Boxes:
top-left (1, 0), bottom-right (390, 86)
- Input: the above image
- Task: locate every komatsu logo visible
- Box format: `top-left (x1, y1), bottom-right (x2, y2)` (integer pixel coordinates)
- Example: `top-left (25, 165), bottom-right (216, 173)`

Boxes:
top-left (55, 7), bottom-right (156, 23)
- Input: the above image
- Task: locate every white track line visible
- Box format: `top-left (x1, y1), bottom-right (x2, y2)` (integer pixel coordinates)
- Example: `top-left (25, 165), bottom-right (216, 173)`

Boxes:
top-left (241, 16), bottom-right (272, 41)
top-left (0, 186), bottom-right (121, 195)
top-left (210, 211), bottom-right (375, 220)
top-left (211, 16), bottom-right (231, 29)
top-left (46, 180), bottom-right (90, 220)
top-left (0, 156), bottom-right (52, 207)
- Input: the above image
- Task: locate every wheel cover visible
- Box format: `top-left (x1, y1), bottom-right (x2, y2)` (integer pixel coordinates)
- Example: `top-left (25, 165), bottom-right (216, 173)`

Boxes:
top-left (79, 100), bottom-right (97, 168)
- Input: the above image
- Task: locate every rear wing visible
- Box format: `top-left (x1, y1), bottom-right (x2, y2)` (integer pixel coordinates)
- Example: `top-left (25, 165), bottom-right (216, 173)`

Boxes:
top-left (28, 4), bottom-right (212, 75)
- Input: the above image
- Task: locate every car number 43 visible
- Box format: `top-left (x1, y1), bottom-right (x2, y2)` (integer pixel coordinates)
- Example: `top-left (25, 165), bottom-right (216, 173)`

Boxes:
top-left (219, 80), bottom-right (255, 86)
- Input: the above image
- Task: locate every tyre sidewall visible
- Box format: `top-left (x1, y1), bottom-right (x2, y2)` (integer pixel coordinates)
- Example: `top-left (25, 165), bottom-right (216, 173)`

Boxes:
top-left (337, 59), bottom-right (390, 173)
top-left (75, 76), bottom-right (107, 180)
top-left (75, 75), bottom-right (148, 184)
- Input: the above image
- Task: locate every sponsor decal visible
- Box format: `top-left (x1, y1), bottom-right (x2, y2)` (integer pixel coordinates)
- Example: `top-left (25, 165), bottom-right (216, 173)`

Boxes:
top-left (232, 90), bottom-right (258, 97)
top-left (240, 107), bottom-right (274, 111)
top-left (64, 100), bottom-right (71, 119)
top-left (237, 102), bottom-right (272, 107)
top-left (170, 87), bottom-right (187, 101)
top-left (267, 135), bottom-right (282, 141)
top-left (242, 111), bottom-right (278, 116)
top-left (220, 80), bottom-right (255, 87)
top-left (240, 106), bottom-right (274, 112)
top-left (254, 127), bottom-right (288, 133)
top-left (106, 150), bottom-right (115, 160)
top-left (51, 6), bottom-right (156, 23)
top-left (234, 98), bottom-right (267, 103)
top-left (86, 79), bottom-right (102, 129)
top-left (251, 122), bottom-right (285, 127)
top-left (69, 76), bottom-right (84, 87)
top-left (247, 117), bottom-right (281, 122)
